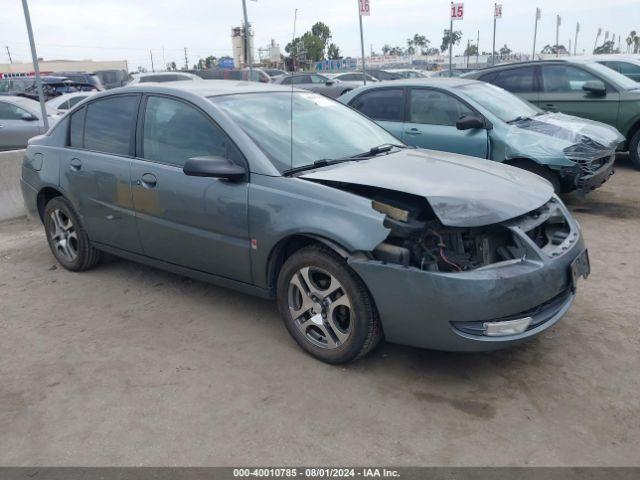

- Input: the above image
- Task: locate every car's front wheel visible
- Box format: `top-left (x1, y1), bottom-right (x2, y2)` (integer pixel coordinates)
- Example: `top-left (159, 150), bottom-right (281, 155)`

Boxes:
top-left (277, 245), bottom-right (382, 364)
top-left (629, 130), bottom-right (640, 170)
top-left (43, 196), bottom-right (101, 271)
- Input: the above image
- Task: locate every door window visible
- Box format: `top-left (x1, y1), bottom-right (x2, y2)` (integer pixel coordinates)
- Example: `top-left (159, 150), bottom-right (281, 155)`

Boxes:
top-left (84, 95), bottom-right (139, 155)
top-left (339, 74), bottom-right (358, 81)
top-left (0, 101), bottom-right (28, 120)
top-left (67, 96), bottom-right (87, 108)
top-left (309, 75), bottom-right (327, 84)
top-left (142, 96), bottom-right (239, 167)
top-left (57, 100), bottom-right (70, 110)
top-left (291, 75), bottom-right (312, 85)
top-left (491, 67), bottom-right (536, 93)
top-left (350, 88), bottom-right (404, 122)
top-left (409, 89), bottom-right (473, 126)
top-left (541, 65), bottom-right (603, 93)
top-left (69, 107), bottom-right (86, 148)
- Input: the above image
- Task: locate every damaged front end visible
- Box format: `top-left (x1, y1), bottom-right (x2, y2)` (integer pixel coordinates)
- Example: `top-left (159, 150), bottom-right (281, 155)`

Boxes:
top-left (348, 189), bottom-right (585, 351)
top-left (505, 112), bottom-right (624, 194)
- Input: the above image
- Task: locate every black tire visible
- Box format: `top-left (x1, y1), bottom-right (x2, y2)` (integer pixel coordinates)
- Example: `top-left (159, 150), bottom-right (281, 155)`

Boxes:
top-left (629, 130), bottom-right (640, 170)
top-left (43, 196), bottom-right (101, 272)
top-left (276, 245), bottom-right (382, 364)
top-left (510, 160), bottom-right (562, 194)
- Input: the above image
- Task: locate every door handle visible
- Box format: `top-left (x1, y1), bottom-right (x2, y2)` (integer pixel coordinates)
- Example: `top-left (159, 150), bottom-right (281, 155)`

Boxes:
top-left (70, 158), bottom-right (82, 171)
top-left (404, 128), bottom-right (422, 135)
top-left (544, 104), bottom-right (558, 112)
top-left (139, 173), bottom-right (158, 188)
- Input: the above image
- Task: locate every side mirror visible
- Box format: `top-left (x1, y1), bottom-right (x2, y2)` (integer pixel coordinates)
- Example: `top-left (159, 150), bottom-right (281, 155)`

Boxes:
top-left (456, 114), bottom-right (485, 131)
top-left (183, 156), bottom-right (246, 181)
top-left (582, 80), bottom-right (606, 96)
top-left (21, 112), bottom-right (38, 121)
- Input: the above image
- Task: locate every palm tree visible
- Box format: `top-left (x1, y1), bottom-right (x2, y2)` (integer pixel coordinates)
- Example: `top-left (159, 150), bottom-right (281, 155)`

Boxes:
top-left (627, 31), bottom-right (637, 54)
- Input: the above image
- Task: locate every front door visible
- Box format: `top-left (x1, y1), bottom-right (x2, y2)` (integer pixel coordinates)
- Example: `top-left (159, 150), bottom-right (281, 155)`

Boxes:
top-left (402, 88), bottom-right (488, 158)
top-left (59, 94), bottom-right (142, 253)
top-left (537, 64), bottom-right (620, 128)
top-left (130, 95), bottom-right (251, 283)
top-left (348, 87), bottom-right (406, 140)
top-left (0, 100), bottom-right (42, 150)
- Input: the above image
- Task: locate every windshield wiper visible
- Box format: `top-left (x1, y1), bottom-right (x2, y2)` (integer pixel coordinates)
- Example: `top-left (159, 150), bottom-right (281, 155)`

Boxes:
top-left (348, 143), bottom-right (408, 159)
top-left (282, 158), bottom-right (353, 176)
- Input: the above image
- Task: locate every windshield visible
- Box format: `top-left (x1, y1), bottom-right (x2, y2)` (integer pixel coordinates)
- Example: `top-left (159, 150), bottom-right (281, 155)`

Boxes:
top-left (211, 92), bottom-right (400, 173)
top-left (457, 82), bottom-right (541, 123)
top-left (587, 62), bottom-right (639, 90)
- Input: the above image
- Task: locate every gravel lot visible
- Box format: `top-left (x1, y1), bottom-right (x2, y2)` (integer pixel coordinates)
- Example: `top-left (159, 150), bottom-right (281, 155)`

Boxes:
top-left (1, 156), bottom-right (638, 467)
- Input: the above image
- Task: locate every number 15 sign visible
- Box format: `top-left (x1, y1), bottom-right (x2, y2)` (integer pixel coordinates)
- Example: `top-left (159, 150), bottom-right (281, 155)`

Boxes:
top-left (451, 2), bottom-right (464, 20)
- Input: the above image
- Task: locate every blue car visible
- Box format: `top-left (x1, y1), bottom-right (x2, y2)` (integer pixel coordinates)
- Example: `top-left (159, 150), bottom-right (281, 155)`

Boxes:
top-left (339, 78), bottom-right (624, 194)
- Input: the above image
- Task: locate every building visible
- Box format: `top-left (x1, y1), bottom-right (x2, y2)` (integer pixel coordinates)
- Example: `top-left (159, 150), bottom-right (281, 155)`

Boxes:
top-left (0, 59), bottom-right (128, 78)
top-left (231, 26), bottom-right (254, 68)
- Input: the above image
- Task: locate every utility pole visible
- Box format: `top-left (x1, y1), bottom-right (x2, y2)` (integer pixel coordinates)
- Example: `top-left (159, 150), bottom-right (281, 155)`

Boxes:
top-left (593, 28), bottom-right (601, 53)
top-left (150, 50), bottom-right (155, 72)
top-left (555, 15), bottom-right (561, 57)
top-left (184, 47), bottom-right (189, 70)
top-left (20, 0), bottom-right (48, 130)
top-left (475, 30), bottom-right (479, 68)
top-left (532, 8), bottom-right (540, 60)
top-left (574, 22), bottom-right (580, 56)
top-left (5, 46), bottom-right (12, 63)
top-left (291, 8), bottom-right (297, 72)
top-left (241, 0), bottom-right (252, 78)
top-left (491, 3), bottom-right (498, 65)
top-left (162, 47), bottom-right (166, 71)
top-left (449, 5), bottom-right (454, 75)
top-left (466, 39), bottom-right (470, 68)
top-left (357, 0), bottom-right (368, 85)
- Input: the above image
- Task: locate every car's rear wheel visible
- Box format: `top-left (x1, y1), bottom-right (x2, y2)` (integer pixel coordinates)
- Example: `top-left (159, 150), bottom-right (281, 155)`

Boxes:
top-left (43, 197), bottom-right (101, 271)
top-left (276, 245), bottom-right (382, 364)
top-left (629, 130), bottom-right (640, 170)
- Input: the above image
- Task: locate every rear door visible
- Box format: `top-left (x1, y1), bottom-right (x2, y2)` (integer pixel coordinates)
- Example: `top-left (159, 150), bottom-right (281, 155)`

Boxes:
top-left (59, 94), bottom-right (142, 252)
top-left (348, 87), bottom-right (406, 140)
top-left (538, 64), bottom-right (620, 127)
top-left (403, 88), bottom-right (488, 158)
top-left (0, 100), bottom-right (41, 150)
top-left (130, 94), bottom-right (251, 282)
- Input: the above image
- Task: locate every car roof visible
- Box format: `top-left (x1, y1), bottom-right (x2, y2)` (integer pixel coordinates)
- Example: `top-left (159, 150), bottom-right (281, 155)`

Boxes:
top-left (356, 77), bottom-right (481, 88)
top-left (111, 79), bottom-right (305, 97)
top-left (579, 55), bottom-right (640, 63)
top-left (0, 94), bottom-right (41, 108)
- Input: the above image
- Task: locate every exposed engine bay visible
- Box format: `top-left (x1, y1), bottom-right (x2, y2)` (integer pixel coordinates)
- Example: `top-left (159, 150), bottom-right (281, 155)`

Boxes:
top-left (368, 190), bottom-right (570, 273)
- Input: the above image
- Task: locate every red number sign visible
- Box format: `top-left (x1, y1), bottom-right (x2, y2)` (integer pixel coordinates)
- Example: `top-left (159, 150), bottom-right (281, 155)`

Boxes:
top-left (359, 0), bottom-right (370, 16)
top-left (451, 3), bottom-right (464, 20)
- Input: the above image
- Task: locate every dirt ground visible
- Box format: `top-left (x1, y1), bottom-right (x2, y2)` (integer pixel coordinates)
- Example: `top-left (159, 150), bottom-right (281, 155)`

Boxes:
top-left (0, 156), bottom-right (638, 467)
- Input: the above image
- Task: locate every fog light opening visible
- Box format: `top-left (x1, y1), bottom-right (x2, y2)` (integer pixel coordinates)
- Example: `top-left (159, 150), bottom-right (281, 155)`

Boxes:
top-left (483, 317), bottom-right (532, 337)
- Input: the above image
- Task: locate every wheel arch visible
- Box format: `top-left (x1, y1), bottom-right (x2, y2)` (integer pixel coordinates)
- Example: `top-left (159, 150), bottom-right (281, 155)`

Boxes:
top-left (266, 234), bottom-right (351, 297)
top-left (36, 186), bottom-right (64, 223)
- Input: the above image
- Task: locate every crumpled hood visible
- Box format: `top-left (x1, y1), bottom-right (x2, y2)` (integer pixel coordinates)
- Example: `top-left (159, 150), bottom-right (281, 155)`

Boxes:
top-left (300, 149), bottom-right (553, 227)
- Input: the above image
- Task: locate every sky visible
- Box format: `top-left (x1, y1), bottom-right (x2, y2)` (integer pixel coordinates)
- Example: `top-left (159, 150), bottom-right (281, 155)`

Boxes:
top-left (0, 0), bottom-right (638, 71)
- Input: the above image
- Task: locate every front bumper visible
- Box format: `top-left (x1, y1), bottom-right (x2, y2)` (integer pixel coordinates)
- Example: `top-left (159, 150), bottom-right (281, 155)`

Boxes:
top-left (561, 154), bottom-right (615, 194)
top-left (349, 199), bottom-right (585, 352)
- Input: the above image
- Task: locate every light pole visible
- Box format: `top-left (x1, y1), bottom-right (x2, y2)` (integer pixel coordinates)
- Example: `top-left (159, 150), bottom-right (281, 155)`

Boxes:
top-left (574, 22), bottom-right (580, 56)
top-left (475, 30), bottom-right (479, 68)
top-left (449, 4), bottom-right (454, 75)
top-left (532, 8), bottom-right (541, 60)
top-left (555, 15), bottom-right (561, 58)
top-left (357, 0), bottom-right (368, 85)
top-left (241, 0), bottom-right (252, 78)
top-left (593, 28), bottom-right (601, 53)
top-left (21, 0), bottom-right (48, 130)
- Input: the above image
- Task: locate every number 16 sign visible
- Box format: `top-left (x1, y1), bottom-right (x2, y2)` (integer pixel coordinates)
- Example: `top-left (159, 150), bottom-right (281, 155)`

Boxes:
top-left (451, 2), bottom-right (464, 20)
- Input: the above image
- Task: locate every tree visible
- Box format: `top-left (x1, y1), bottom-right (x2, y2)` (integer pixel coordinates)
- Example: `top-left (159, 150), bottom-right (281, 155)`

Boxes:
top-left (388, 46), bottom-right (404, 56)
top-left (541, 44), bottom-right (567, 55)
top-left (204, 56), bottom-right (217, 69)
top-left (166, 61), bottom-right (177, 71)
top-left (327, 43), bottom-right (342, 60)
top-left (285, 22), bottom-right (340, 64)
top-left (382, 44), bottom-right (392, 55)
top-left (464, 43), bottom-right (479, 57)
top-left (626, 31), bottom-right (638, 53)
top-left (441, 30), bottom-right (462, 53)
top-left (311, 22), bottom-right (332, 47)
top-left (499, 44), bottom-right (512, 57)
top-left (405, 38), bottom-right (416, 56)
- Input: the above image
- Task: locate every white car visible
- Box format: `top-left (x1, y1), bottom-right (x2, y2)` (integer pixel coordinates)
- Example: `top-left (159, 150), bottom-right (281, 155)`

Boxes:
top-left (46, 91), bottom-right (96, 113)
top-left (128, 72), bottom-right (203, 85)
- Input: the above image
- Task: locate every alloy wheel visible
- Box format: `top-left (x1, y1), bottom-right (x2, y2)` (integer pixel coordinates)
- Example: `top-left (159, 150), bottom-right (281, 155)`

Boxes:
top-left (48, 208), bottom-right (79, 262)
top-left (288, 266), bottom-right (353, 349)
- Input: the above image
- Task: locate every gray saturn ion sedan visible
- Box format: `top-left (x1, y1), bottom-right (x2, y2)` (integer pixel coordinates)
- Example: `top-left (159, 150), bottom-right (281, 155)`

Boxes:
top-left (20, 81), bottom-right (590, 364)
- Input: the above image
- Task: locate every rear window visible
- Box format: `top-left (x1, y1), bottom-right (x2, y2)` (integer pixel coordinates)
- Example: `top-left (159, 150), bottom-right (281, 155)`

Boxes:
top-left (350, 88), bottom-right (404, 122)
top-left (83, 95), bottom-right (139, 155)
top-left (492, 67), bottom-right (536, 93)
top-left (69, 107), bottom-right (86, 148)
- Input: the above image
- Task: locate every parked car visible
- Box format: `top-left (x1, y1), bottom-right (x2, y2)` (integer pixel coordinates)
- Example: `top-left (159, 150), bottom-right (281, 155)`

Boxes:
top-left (328, 72), bottom-right (379, 87)
top-left (340, 78), bottom-right (623, 194)
top-left (0, 96), bottom-right (59, 150)
top-left (431, 68), bottom-right (476, 78)
top-left (271, 73), bottom-right (353, 98)
top-left (128, 72), bottom-right (203, 84)
top-left (53, 71), bottom-right (105, 91)
top-left (365, 69), bottom-right (403, 81)
top-left (263, 68), bottom-right (289, 80)
top-left (386, 69), bottom-right (429, 79)
top-left (195, 68), bottom-right (271, 83)
top-left (93, 69), bottom-right (131, 89)
top-left (46, 91), bottom-right (96, 113)
top-left (463, 59), bottom-right (640, 169)
top-left (21, 81), bottom-right (590, 364)
top-left (0, 76), bottom-right (92, 101)
top-left (587, 55), bottom-right (640, 83)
